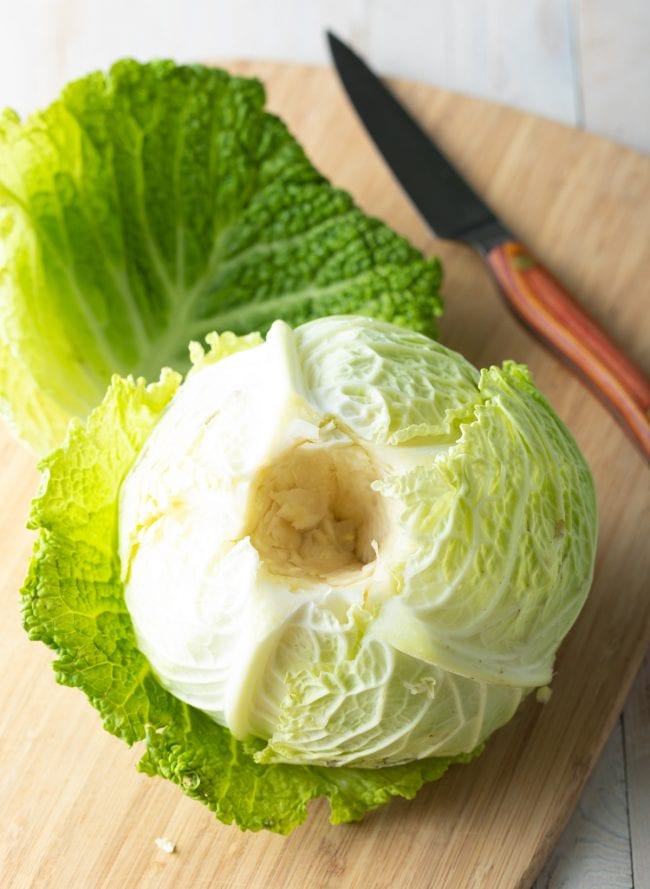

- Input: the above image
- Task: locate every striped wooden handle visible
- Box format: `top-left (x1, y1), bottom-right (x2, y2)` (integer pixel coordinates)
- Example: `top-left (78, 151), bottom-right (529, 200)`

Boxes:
top-left (486, 240), bottom-right (650, 462)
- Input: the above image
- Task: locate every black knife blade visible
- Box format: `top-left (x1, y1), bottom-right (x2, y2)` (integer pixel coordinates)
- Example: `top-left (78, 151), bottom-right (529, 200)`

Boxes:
top-left (327, 31), bottom-right (509, 251)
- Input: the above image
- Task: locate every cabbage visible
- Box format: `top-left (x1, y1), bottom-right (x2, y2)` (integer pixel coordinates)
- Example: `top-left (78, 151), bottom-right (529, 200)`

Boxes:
top-left (0, 60), bottom-right (442, 454)
top-left (23, 315), bottom-right (597, 832)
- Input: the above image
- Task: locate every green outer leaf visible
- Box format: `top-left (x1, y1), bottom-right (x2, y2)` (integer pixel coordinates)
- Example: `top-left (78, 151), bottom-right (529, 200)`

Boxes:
top-left (22, 334), bottom-right (476, 835)
top-left (22, 370), bottom-right (183, 744)
top-left (0, 60), bottom-right (443, 453)
top-left (138, 707), bottom-right (480, 834)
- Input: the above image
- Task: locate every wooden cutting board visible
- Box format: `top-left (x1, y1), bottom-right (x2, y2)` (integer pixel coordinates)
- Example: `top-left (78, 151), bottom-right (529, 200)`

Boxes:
top-left (1, 62), bottom-right (648, 889)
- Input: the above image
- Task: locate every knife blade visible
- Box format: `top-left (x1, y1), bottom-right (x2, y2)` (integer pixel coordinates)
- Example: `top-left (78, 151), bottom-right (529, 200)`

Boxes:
top-left (327, 31), bottom-right (650, 463)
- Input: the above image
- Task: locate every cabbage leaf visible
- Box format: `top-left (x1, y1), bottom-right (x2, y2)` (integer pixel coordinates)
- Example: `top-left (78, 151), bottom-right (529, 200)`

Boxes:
top-left (0, 60), bottom-right (442, 453)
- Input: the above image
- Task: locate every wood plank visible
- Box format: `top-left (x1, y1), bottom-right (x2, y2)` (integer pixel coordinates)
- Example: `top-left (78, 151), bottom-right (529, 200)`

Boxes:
top-left (577, 0), bottom-right (650, 152)
top-left (364, 0), bottom-right (577, 124)
top-left (624, 653), bottom-right (650, 889)
top-left (0, 62), bottom-right (649, 889)
top-left (534, 719), bottom-right (632, 888)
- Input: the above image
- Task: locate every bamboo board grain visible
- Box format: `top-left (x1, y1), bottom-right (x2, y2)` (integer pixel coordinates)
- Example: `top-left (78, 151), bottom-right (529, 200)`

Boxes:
top-left (0, 62), bottom-right (649, 889)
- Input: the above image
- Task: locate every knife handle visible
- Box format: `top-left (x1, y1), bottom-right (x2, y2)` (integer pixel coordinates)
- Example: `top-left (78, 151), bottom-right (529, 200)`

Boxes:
top-left (486, 240), bottom-right (650, 462)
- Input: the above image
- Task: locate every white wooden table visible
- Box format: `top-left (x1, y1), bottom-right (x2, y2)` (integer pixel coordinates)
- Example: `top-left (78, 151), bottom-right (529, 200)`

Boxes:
top-left (1, 0), bottom-right (648, 153)
top-left (0, 2), bottom-right (648, 885)
top-left (534, 658), bottom-right (649, 889)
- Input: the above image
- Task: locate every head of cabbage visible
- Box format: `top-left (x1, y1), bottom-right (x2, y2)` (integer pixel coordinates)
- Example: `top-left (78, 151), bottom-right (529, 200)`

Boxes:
top-left (23, 314), bottom-right (597, 830)
top-left (116, 315), bottom-right (597, 769)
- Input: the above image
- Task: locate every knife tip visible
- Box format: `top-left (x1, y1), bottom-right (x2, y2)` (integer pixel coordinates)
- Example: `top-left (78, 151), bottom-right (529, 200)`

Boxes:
top-left (325, 30), bottom-right (342, 51)
top-left (325, 30), bottom-right (361, 70)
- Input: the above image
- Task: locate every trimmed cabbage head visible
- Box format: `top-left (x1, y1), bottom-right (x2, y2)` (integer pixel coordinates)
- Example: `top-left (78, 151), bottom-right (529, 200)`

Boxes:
top-left (119, 315), bottom-right (597, 768)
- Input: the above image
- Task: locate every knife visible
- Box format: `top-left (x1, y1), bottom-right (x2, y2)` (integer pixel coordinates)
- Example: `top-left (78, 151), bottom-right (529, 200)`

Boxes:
top-left (327, 32), bottom-right (650, 463)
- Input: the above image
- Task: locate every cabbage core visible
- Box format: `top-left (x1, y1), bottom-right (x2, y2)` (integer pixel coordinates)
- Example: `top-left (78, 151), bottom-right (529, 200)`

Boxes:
top-left (248, 442), bottom-right (387, 582)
